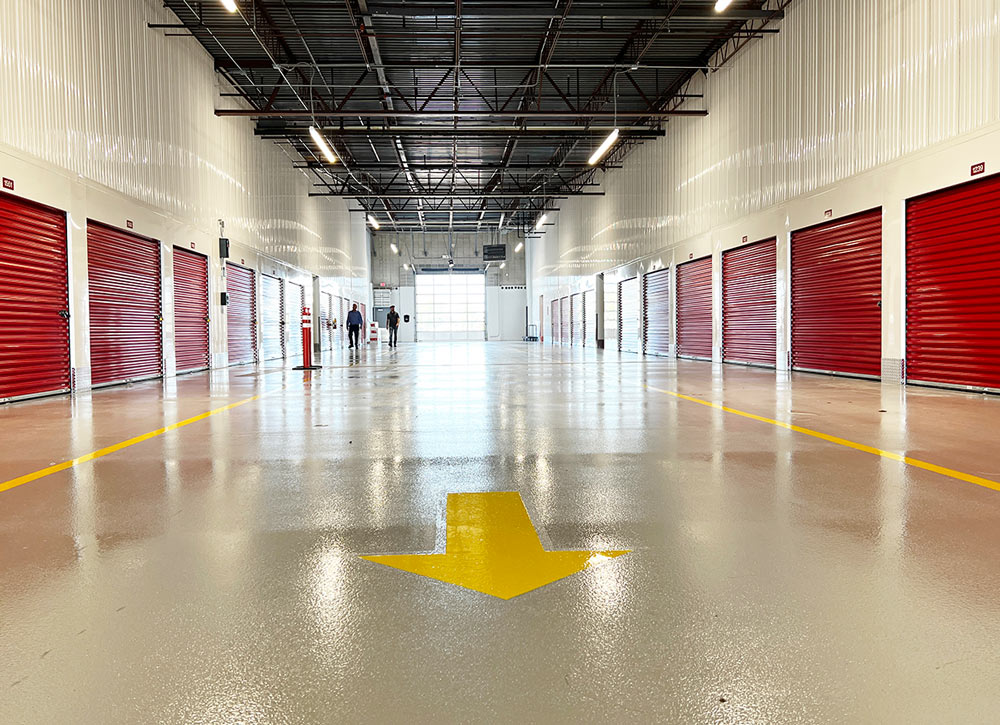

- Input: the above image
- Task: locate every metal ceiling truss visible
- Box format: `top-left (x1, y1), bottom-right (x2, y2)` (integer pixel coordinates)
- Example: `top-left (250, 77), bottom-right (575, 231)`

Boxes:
top-left (160, 0), bottom-right (788, 234)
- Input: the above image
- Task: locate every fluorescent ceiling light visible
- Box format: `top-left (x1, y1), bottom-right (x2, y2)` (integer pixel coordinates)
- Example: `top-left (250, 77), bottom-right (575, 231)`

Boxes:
top-left (499, 261), bottom-right (506, 269)
top-left (220, 0), bottom-right (238, 12)
top-left (715, 0), bottom-right (733, 11)
top-left (514, 241), bottom-right (524, 253)
top-left (588, 128), bottom-right (620, 166)
top-left (309, 126), bottom-right (338, 164)
top-left (403, 263), bottom-right (410, 270)
top-left (389, 242), bottom-right (399, 254)
top-left (534, 213), bottom-right (547, 231)
top-left (367, 214), bottom-right (381, 230)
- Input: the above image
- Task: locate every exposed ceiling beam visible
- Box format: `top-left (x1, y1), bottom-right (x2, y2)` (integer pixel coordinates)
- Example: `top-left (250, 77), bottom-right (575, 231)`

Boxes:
top-left (223, 109), bottom-right (705, 119)
top-left (311, 192), bottom-right (601, 198)
top-left (361, 5), bottom-right (783, 21)
top-left (217, 60), bottom-right (725, 71)
top-left (293, 162), bottom-right (622, 170)
top-left (259, 127), bottom-right (668, 137)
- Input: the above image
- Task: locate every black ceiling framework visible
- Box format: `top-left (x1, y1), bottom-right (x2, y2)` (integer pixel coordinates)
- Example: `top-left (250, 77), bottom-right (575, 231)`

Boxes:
top-left (160, 1), bottom-right (791, 235)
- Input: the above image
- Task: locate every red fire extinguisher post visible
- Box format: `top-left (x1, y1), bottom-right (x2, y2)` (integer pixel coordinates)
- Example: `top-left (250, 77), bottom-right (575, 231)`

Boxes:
top-left (293, 306), bottom-right (322, 370)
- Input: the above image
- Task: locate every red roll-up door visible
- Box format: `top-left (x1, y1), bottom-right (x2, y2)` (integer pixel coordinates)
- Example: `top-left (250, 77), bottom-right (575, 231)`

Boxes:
top-left (642, 268), bottom-right (671, 356)
top-left (584, 289), bottom-right (595, 346)
top-left (571, 293), bottom-right (583, 346)
top-left (0, 193), bottom-right (71, 401)
top-left (226, 263), bottom-right (256, 365)
top-left (906, 174), bottom-right (1000, 391)
top-left (559, 297), bottom-right (570, 344)
top-left (791, 208), bottom-right (882, 377)
top-left (172, 248), bottom-right (209, 373)
top-left (723, 239), bottom-right (777, 367)
top-left (87, 221), bottom-right (162, 386)
top-left (619, 277), bottom-right (640, 353)
top-left (676, 257), bottom-right (713, 360)
top-left (551, 299), bottom-right (559, 343)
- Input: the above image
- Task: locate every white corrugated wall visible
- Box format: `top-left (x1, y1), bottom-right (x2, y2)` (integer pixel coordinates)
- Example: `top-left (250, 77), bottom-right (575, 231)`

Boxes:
top-left (0, 0), bottom-right (363, 285)
top-left (531, 0), bottom-right (1000, 294)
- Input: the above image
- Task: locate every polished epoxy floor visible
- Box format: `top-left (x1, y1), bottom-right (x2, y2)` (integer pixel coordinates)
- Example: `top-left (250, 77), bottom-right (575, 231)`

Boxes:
top-left (2, 342), bottom-right (1000, 724)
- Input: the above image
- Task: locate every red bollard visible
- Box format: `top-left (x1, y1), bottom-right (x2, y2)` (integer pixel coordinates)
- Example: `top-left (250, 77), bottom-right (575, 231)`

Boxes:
top-left (293, 305), bottom-right (322, 370)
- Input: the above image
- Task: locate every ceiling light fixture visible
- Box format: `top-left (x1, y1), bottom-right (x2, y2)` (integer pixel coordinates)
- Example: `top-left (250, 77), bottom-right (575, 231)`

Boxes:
top-left (534, 213), bottom-right (547, 232)
top-left (514, 241), bottom-right (524, 253)
top-left (390, 242), bottom-right (399, 254)
top-left (715, 0), bottom-right (733, 11)
top-left (588, 128), bottom-right (620, 166)
top-left (220, 0), bottom-right (238, 12)
top-left (367, 214), bottom-right (381, 230)
top-left (309, 126), bottom-right (338, 164)
top-left (590, 68), bottom-right (627, 166)
top-left (499, 261), bottom-right (506, 269)
top-left (403, 263), bottom-right (410, 271)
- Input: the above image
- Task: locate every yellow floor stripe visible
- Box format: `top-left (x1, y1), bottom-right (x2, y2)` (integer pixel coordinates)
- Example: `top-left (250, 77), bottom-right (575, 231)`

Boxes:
top-left (646, 385), bottom-right (1000, 493)
top-left (0, 394), bottom-right (262, 494)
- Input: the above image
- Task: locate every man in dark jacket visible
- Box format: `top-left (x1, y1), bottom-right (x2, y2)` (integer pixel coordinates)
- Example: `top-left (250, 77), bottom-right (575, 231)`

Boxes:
top-left (386, 305), bottom-right (400, 347)
top-left (347, 303), bottom-right (363, 348)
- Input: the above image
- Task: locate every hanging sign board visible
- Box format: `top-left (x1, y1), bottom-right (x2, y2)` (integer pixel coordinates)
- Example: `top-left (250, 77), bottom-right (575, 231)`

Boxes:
top-left (483, 244), bottom-right (507, 261)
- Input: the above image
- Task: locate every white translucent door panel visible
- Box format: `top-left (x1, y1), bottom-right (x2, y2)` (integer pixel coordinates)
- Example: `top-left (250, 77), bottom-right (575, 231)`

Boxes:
top-left (415, 273), bottom-right (486, 341)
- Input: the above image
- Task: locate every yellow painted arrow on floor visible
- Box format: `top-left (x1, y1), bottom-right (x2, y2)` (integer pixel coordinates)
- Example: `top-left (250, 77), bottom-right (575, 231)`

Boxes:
top-left (362, 492), bottom-right (630, 600)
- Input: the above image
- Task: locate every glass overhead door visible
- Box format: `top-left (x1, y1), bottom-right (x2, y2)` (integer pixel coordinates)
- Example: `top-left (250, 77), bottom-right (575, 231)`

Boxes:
top-left (415, 272), bottom-right (486, 341)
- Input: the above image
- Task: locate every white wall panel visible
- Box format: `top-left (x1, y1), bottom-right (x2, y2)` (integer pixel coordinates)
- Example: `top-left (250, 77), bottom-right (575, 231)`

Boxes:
top-left (0, 0), bottom-right (365, 283)
top-left (529, 0), bottom-right (1000, 373)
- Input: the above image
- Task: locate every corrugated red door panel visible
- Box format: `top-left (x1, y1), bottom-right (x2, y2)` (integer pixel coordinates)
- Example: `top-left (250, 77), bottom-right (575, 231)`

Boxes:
top-left (559, 297), bottom-right (569, 344)
top-left (643, 268), bottom-right (670, 356)
top-left (87, 221), bottom-right (163, 386)
top-left (260, 274), bottom-right (284, 360)
top-left (226, 263), bottom-right (256, 365)
top-left (619, 277), bottom-right (640, 354)
top-left (907, 173), bottom-right (1000, 390)
top-left (0, 192), bottom-right (71, 401)
top-left (723, 239), bottom-right (777, 367)
top-left (551, 299), bottom-right (559, 343)
top-left (571, 293), bottom-right (583, 346)
top-left (173, 248), bottom-right (209, 373)
top-left (791, 208), bottom-right (882, 377)
top-left (676, 257), bottom-right (713, 359)
top-left (584, 289), bottom-right (595, 346)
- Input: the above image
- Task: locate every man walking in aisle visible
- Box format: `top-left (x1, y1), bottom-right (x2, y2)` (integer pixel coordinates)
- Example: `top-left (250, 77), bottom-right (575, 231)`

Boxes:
top-left (386, 305), bottom-right (400, 347)
top-left (347, 303), bottom-right (363, 348)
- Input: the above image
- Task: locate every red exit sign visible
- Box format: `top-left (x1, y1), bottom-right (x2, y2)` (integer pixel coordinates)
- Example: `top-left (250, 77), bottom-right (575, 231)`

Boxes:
top-left (971, 162), bottom-right (986, 176)
top-left (2, 178), bottom-right (13, 191)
